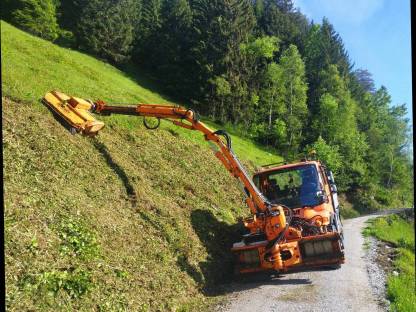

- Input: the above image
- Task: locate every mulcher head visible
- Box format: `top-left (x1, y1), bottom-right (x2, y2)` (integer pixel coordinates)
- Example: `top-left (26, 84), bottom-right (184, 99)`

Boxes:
top-left (42, 91), bottom-right (105, 135)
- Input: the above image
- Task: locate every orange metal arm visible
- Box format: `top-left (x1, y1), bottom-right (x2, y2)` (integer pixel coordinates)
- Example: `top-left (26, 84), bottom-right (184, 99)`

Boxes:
top-left (92, 101), bottom-right (271, 214)
top-left (42, 91), bottom-right (294, 267)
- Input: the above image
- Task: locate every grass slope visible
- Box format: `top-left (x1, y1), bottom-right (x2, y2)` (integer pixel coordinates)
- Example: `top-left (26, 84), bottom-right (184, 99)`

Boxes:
top-left (1, 20), bottom-right (281, 167)
top-left (364, 214), bottom-right (415, 311)
top-left (2, 21), bottom-right (282, 311)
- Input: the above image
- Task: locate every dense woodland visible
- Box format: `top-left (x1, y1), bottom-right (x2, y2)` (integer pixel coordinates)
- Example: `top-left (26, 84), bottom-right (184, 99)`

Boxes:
top-left (2, 0), bottom-right (414, 211)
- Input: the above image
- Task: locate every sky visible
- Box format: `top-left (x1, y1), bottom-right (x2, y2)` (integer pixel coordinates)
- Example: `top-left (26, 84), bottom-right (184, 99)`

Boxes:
top-left (293, 0), bottom-right (413, 123)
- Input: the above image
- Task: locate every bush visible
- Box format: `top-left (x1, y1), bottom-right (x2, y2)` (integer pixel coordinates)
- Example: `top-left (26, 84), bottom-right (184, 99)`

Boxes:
top-left (340, 205), bottom-right (360, 219)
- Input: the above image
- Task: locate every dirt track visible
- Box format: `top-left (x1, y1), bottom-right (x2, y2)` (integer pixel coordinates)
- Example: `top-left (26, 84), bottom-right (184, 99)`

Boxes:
top-left (216, 215), bottom-right (386, 312)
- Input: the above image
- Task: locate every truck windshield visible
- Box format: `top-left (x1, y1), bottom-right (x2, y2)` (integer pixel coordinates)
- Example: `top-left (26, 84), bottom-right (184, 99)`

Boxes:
top-left (254, 164), bottom-right (322, 209)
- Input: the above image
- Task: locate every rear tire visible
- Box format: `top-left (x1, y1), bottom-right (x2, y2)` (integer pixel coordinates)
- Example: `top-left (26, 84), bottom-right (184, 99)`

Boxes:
top-left (327, 264), bottom-right (341, 270)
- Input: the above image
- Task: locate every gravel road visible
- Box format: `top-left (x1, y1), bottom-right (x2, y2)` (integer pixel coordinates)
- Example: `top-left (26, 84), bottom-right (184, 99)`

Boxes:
top-left (216, 215), bottom-right (386, 312)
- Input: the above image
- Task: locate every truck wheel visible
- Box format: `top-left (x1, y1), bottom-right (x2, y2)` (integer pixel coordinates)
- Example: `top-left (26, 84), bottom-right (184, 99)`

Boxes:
top-left (326, 264), bottom-right (341, 270)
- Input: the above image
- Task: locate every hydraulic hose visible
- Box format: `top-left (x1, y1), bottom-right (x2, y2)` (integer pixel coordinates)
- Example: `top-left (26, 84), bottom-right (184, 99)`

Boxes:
top-left (213, 129), bottom-right (232, 149)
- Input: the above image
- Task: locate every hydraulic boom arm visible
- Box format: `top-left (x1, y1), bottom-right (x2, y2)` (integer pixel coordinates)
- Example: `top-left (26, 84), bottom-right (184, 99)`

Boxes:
top-left (91, 100), bottom-right (273, 215)
top-left (44, 91), bottom-right (348, 275)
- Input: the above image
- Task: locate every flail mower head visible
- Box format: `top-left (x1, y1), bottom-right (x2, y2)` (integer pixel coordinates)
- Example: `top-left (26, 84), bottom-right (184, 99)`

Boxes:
top-left (43, 91), bottom-right (105, 136)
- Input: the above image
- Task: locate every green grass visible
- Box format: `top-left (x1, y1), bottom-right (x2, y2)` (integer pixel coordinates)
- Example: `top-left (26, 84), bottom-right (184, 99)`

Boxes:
top-left (2, 20), bottom-right (282, 311)
top-left (1, 20), bottom-right (281, 168)
top-left (364, 214), bottom-right (415, 311)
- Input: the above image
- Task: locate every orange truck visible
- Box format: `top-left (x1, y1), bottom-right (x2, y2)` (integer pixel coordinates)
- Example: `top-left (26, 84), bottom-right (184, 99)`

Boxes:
top-left (42, 91), bottom-right (344, 274)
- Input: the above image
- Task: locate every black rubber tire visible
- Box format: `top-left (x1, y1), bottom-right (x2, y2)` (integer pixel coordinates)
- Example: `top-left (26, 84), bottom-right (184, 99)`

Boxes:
top-left (326, 264), bottom-right (341, 270)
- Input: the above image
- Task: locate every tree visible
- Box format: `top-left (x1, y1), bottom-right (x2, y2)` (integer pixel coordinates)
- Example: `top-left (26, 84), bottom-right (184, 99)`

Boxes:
top-left (57, 0), bottom-right (89, 33)
top-left (352, 85), bottom-right (413, 207)
top-left (303, 19), bottom-right (351, 122)
top-left (257, 0), bottom-right (309, 53)
top-left (262, 62), bottom-right (283, 128)
top-left (134, 0), bottom-right (163, 66)
top-left (190, 0), bottom-right (256, 119)
top-left (253, 0), bottom-right (265, 20)
top-left (276, 44), bottom-right (308, 153)
top-left (353, 68), bottom-right (376, 94)
top-left (7, 0), bottom-right (60, 41)
top-left (307, 136), bottom-right (342, 174)
top-left (75, 0), bottom-right (139, 63)
top-left (240, 35), bottom-right (280, 127)
top-left (140, 0), bottom-right (163, 40)
top-left (308, 64), bottom-right (368, 189)
top-left (314, 93), bottom-right (338, 138)
top-left (151, 0), bottom-right (194, 97)
top-left (257, 61), bottom-right (284, 145)
top-left (240, 36), bottom-right (279, 61)
top-left (255, 44), bottom-right (307, 152)
top-left (209, 75), bottom-right (232, 122)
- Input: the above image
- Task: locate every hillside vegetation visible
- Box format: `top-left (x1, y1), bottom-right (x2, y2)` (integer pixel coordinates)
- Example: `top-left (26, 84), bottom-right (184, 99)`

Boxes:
top-left (2, 21), bottom-right (281, 311)
top-left (1, 21), bottom-right (280, 167)
top-left (364, 214), bottom-right (415, 311)
top-left (3, 0), bottom-right (413, 211)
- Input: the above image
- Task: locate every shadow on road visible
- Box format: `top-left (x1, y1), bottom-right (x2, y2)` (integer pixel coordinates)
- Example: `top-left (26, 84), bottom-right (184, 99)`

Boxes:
top-left (231, 276), bottom-right (312, 293)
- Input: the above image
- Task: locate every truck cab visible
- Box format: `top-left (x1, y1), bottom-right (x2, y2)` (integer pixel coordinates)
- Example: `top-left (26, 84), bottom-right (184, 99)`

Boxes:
top-left (253, 160), bottom-right (342, 239)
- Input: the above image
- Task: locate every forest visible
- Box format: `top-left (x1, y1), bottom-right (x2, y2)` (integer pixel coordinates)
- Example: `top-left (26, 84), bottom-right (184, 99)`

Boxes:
top-left (2, 0), bottom-right (413, 211)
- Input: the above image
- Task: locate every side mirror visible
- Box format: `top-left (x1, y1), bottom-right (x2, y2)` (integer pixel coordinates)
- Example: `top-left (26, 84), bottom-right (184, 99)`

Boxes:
top-left (327, 170), bottom-right (335, 185)
top-left (316, 190), bottom-right (327, 203)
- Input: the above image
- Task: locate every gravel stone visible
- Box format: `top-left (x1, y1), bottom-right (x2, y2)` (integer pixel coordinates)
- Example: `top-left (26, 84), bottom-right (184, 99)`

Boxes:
top-left (365, 236), bottom-right (390, 310)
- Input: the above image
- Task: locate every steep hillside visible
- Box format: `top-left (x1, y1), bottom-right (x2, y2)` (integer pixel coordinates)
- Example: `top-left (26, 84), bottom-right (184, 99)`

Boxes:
top-left (1, 21), bottom-right (280, 167)
top-left (2, 21), bottom-right (281, 311)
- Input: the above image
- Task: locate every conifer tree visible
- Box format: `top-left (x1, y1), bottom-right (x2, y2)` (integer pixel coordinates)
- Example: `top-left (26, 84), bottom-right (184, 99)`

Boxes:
top-left (133, 0), bottom-right (163, 66)
top-left (6, 0), bottom-right (60, 41)
top-left (191, 0), bottom-right (255, 119)
top-left (154, 0), bottom-right (194, 96)
top-left (75, 0), bottom-right (139, 63)
top-left (257, 0), bottom-right (309, 53)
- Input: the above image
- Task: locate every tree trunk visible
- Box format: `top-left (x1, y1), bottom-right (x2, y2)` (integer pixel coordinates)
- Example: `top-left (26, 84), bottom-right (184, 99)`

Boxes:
top-left (288, 80), bottom-right (293, 150)
top-left (387, 150), bottom-right (394, 189)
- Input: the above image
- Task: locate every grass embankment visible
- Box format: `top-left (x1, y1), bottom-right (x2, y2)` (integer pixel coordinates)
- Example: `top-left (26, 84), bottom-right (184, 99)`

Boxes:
top-left (364, 214), bottom-right (415, 311)
top-left (1, 20), bottom-right (280, 167)
top-left (2, 20), bottom-right (282, 311)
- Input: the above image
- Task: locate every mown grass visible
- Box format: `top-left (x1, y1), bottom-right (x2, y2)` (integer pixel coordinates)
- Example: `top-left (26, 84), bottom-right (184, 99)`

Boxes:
top-left (363, 214), bottom-right (415, 311)
top-left (4, 96), bottom-right (244, 311)
top-left (2, 20), bottom-right (283, 311)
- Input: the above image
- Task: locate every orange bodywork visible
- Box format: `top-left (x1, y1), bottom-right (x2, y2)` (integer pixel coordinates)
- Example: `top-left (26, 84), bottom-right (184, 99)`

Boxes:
top-left (43, 91), bottom-right (105, 135)
top-left (42, 91), bottom-right (345, 274)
